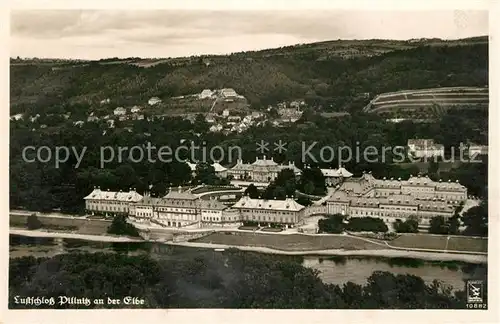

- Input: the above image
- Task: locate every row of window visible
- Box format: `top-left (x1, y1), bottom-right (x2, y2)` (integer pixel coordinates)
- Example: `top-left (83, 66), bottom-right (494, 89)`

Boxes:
top-left (88, 205), bottom-right (127, 212)
top-left (242, 215), bottom-right (293, 223)
top-left (241, 209), bottom-right (296, 216)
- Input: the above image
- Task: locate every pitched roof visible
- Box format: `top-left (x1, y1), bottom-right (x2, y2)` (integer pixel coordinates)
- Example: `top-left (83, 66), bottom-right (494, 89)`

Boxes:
top-left (163, 187), bottom-right (198, 200)
top-left (199, 198), bottom-right (227, 210)
top-left (212, 162), bottom-right (227, 172)
top-left (232, 196), bottom-right (305, 212)
top-left (321, 167), bottom-right (353, 178)
top-left (84, 188), bottom-right (143, 202)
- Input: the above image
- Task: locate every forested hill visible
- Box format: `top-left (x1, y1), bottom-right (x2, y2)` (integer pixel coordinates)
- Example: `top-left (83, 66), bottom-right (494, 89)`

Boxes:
top-left (10, 37), bottom-right (487, 114)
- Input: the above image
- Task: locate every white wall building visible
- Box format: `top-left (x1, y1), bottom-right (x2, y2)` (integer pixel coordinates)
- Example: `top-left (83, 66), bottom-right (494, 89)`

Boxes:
top-left (131, 106), bottom-right (142, 113)
top-left (199, 89), bottom-right (214, 99)
top-left (232, 196), bottom-right (306, 228)
top-left (220, 88), bottom-right (237, 98)
top-left (84, 187), bottom-right (143, 216)
top-left (467, 143), bottom-right (488, 157)
top-left (113, 107), bottom-right (127, 116)
top-left (407, 139), bottom-right (445, 159)
top-left (321, 166), bottom-right (353, 187)
top-left (148, 97), bottom-right (162, 106)
top-left (326, 172), bottom-right (467, 229)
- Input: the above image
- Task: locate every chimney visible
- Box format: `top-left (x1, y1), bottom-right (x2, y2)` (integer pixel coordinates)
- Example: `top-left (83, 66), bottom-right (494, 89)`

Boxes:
top-left (178, 186), bottom-right (182, 192)
top-left (271, 157), bottom-right (274, 162)
top-left (263, 155), bottom-right (267, 160)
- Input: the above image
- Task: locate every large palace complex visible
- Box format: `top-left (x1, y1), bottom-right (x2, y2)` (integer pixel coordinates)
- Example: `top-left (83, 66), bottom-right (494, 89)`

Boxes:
top-left (84, 162), bottom-right (468, 230)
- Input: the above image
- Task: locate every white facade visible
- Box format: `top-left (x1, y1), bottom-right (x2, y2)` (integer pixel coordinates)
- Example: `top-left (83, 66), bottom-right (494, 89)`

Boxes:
top-left (199, 89), bottom-right (213, 99)
top-left (326, 173), bottom-right (467, 228)
top-left (321, 166), bottom-right (353, 187)
top-left (232, 196), bottom-right (306, 227)
top-left (148, 97), bottom-right (162, 106)
top-left (113, 107), bottom-right (127, 116)
top-left (227, 156), bottom-right (302, 183)
top-left (220, 88), bottom-right (237, 98)
top-left (131, 106), bottom-right (142, 113)
top-left (84, 188), bottom-right (143, 216)
top-left (468, 144), bottom-right (488, 157)
top-left (407, 139), bottom-right (445, 158)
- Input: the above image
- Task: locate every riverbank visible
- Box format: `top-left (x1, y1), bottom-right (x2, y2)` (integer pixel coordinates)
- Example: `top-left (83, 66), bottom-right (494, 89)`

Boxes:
top-left (10, 228), bottom-right (142, 243)
top-left (167, 241), bottom-right (487, 263)
top-left (9, 228), bottom-right (486, 264)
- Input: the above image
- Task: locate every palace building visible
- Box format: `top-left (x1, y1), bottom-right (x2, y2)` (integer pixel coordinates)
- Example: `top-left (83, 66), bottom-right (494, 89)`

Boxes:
top-left (231, 196), bottom-right (306, 228)
top-left (128, 187), bottom-right (242, 228)
top-left (320, 166), bottom-right (353, 187)
top-left (226, 156), bottom-right (302, 183)
top-left (84, 187), bottom-right (143, 216)
top-left (326, 172), bottom-right (467, 227)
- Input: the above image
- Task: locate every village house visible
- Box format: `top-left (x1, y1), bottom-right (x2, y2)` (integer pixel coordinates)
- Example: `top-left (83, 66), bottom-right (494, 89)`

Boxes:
top-left (199, 89), bottom-right (214, 99)
top-left (148, 97), bottom-right (162, 106)
top-left (220, 88), bottom-right (237, 98)
top-left (209, 124), bottom-right (223, 133)
top-left (467, 142), bottom-right (488, 157)
top-left (407, 139), bottom-right (445, 159)
top-left (131, 106), bottom-right (142, 113)
top-left (113, 107), bottom-right (127, 116)
top-left (10, 113), bottom-right (23, 121)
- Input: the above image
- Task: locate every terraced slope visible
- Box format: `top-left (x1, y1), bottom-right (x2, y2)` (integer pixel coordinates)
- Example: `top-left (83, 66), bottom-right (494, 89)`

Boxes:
top-left (363, 86), bottom-right (489, 116)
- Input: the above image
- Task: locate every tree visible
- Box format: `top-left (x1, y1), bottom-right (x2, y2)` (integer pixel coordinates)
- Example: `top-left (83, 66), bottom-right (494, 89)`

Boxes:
top-left (298, 167), bottom-right (326, 196)
top-left (393, 217), bottom-right (419, 233)
top-left (345, 217), bottom-right (388, 233)
top-left (107, 215), bottom-right (141, 237)
top-left (194, 163), bottom-right (218, 185)
top-left (447, 215), bottom-right (460, 235)
top-left (26, 213), bottom-right (42, 230)
top-left (461, 200), bottom-right (488, 237)
top-left (244, 184), bottom-right (260, 199)
top-left (318, 214), bottom-right (345, 233)
top-left (428, 216), bottom-right (448, 235)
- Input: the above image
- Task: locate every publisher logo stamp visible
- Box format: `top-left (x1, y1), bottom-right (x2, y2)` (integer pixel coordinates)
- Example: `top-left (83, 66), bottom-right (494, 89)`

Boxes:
top-left (466, 280), bottom-right (484, 304)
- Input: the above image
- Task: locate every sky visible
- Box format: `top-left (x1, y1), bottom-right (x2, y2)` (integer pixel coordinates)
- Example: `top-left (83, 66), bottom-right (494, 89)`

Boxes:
top-left (10, 10), bottom-right (489, 60)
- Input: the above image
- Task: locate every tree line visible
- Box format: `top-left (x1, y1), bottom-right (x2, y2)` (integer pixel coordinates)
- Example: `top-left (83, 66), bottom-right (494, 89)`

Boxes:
top-left (9, 250), bottom-right (482, 309)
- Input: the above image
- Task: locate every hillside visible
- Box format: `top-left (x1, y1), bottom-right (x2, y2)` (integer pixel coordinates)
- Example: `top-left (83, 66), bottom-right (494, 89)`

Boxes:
top-left (10, 37), bottom-right (488, 116)
top-left (363, 86), bottom-right (489, 118)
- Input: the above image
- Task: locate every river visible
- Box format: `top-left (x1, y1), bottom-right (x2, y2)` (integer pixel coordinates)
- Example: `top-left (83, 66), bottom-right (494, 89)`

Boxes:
top-left (10, 234), bottom-right (485, 291)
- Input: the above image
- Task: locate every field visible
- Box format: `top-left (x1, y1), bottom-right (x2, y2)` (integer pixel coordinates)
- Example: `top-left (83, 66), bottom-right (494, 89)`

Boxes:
top-left (192, 232), bottom-right (386, 251)
top-left (10, 214), bottom-right (111, 236)
top-left (364, 87), bottom-right (489, 116)
top-left (390, 234), bottom-right (487, 253)
top-left (193, 231), bottom-right (487, 254)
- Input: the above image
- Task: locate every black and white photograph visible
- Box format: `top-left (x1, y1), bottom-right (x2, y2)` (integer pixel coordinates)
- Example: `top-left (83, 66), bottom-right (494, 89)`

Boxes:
top-left (3, 1), bottom-right (497, 322)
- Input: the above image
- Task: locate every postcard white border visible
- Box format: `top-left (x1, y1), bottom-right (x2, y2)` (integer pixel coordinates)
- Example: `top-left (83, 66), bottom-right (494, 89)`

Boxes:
top-left (1, 0), bottom-right (498, 323)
